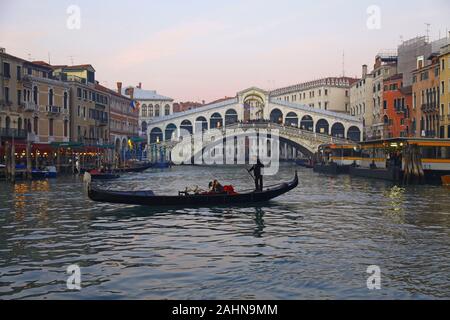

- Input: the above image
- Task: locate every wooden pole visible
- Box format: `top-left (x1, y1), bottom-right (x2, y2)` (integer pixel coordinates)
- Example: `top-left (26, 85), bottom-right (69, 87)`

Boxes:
top-left (26, 141), bottom-right (32, 180)
top-left (5, 141), bottom-right (10, 181)
top-left (11, 142), bottom-right (16, 183)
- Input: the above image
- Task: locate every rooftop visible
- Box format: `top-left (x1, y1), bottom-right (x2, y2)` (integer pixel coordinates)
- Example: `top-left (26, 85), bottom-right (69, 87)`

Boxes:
top-left (121, 86), bottom-right (173, 102)
top-left (270, 77), bottom-right (359, 96)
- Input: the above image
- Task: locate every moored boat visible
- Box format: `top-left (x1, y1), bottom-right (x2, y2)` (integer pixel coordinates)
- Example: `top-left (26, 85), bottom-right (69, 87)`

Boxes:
top-left (86, 171), bottom-right (299, 207)
top-left (114, 162), bottom-right (153, 173)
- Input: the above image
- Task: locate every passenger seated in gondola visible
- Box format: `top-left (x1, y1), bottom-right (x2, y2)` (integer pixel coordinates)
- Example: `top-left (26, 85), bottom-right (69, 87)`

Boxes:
top-left (213, 180), bottom-right (225, 193)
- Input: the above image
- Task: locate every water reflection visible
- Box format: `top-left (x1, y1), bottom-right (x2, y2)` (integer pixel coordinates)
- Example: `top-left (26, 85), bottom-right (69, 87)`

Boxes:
top-left (0, 165), bottom-right (449, 299)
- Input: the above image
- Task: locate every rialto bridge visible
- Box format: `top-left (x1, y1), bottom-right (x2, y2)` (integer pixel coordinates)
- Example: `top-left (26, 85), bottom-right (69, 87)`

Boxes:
top-left (145, 87), bottom-right (363, 160)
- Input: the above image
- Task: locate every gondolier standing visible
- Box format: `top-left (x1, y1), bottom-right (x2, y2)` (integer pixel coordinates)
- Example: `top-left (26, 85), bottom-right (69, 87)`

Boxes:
top-left (249, 159), bottom-right (265, 191)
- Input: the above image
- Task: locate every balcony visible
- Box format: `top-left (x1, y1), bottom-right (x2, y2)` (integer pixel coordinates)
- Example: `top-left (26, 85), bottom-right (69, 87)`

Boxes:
top-left (0, 128), bottom-right (28, 139)
top-left (46, 105), bottom-right (61, 116)
top-left (421, 103), bottom-right (439, 113)
top-left (23, 101), bottom-right (39, 112)
top-left (95, 118), bottom-right (108, 127)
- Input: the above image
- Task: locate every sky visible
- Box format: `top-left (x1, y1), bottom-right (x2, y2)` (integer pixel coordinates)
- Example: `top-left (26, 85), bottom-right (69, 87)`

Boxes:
top-left (1, 0), bottom-right (449, 102)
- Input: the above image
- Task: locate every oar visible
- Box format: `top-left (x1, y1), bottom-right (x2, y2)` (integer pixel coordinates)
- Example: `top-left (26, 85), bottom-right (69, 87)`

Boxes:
top-left (246, 167), bottom-right (255, 181)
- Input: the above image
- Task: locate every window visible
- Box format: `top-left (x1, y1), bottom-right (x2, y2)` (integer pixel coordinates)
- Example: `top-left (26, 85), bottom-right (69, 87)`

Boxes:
top-left (165, 104), bottom-right (170, 116)
top-left (77, 105), bottom-right (81, 117)
top-left (17, 66), bottom-right (21, 80)
top-left (83, 90), bottom-right (87, 100)
top-left (49, 119), bottom-right (54, 136)
top-left (4, 87), bottom-right (9, 102)
top-left (77, 88), bottom-right (82, 98)
top-left (155, 105), bottom-right (160, 117)
top-left (17, 90), bottom-right (21, 104)
top-left (64, 92), bottom-right (68, 109)
top-left (64, 120), bottom-right (68, 137)
top-left (442, 81), bottom-right (445, 95)
top-left (3, 62), bottom-right (10, 78)
top-left (34, 117), bottom-right (39, 134)
top-left (383, 100), bottom-right (387, 110)
top-left (48, 89), bottom-right (54, 106)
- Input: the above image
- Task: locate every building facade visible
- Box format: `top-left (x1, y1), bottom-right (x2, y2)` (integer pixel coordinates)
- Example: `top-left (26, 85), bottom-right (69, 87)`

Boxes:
top-left (370, 54), bottom-right (398, 139)
top-left (270, 77), bottom-right (358, 114)
top-left (121, 84), bottom-right (174, 135)
top-left (95, 83), bottom-right (139, 158)
top-left (52, 65), bottom-right (110, 145)
top-left (24, 61), bottom-right (71, 144)
top-left (0, 49), bottom-right (29, 145)
top-left (382, 74), bottom-right (412, 138)
top-left (439, 43), bottom-right (450, 138)
top-left (350, 65), bottom-right (374, 140)
top-left (411, 55), bottom-right (441, 138)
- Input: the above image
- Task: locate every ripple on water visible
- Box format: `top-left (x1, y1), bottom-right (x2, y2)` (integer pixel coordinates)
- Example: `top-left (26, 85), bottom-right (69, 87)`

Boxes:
top-left (0, 165), bottom-right (449, 299)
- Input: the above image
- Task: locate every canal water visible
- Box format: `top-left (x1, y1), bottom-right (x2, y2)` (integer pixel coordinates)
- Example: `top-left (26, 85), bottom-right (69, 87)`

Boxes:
top-left (0, 164), bottom-right (449, 299)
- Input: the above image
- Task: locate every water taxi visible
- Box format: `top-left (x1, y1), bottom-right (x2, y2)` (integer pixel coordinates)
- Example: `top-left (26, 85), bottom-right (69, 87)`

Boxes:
top-left (349, 138), bottom-right (450, 184)
top-left (313, 143), bottom-right (361, 174)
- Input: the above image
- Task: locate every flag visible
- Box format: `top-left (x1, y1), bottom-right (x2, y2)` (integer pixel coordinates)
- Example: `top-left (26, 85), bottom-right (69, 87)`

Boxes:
top-left (130, 100), bottom-right (140, 111)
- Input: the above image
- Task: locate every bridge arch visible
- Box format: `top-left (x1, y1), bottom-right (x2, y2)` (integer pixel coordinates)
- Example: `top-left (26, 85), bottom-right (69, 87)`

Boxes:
top-left (285, 112), bottom-right (299, 127)
top-left (331, 122), bottom-right (345, 138)
top-left (150, 127), bottom-right (163, 143)
top-left (225, 109), bottom-right (238, 126)
top-left (300, 115), bottom-right (314, 131)
top-left (180, 120), bottom-right (193, 135)
top-left (347, 126), bottom-right (361, 142)
top-left (315, 119), bottom-right (329, 135)
top-left (270, 108), bottom-right (283, 124)
top-left (210, 112), bottom-right (223, 129)
top-left (165, 123), bottom-right (177, 141)
top-left (195, 116), bottom-right (208, 132)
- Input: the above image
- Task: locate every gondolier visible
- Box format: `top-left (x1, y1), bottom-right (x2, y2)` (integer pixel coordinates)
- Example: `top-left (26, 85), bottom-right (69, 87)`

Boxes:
top-left (249, 159), bottom-right (265, 191)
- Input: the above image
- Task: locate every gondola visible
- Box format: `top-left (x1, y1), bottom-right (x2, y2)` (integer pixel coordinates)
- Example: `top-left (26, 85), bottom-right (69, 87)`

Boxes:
top-left (114, 163), bottom-right (154, 173)
top-left (90, 173), bottom-right (120, 180)
top-left (86, 171), bottom-right (298, 207)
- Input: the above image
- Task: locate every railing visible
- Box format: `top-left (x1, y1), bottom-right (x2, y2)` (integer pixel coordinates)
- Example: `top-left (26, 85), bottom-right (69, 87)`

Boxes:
top-left (46, 105), bottom-right (61, 114)
top-left (0, 128), bottom-right (28, 139)
top-left (421, 103), bottom-right (438, 113)
top-left (24, 101), bottom-right (39, 112)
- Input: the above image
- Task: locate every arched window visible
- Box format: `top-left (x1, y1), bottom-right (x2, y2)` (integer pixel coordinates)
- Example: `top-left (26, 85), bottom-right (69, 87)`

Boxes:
top-left (48, 89), bottom-right (54, 106)
top-left (315, 119), bottom-right (330, 135)
top-left (331, 122), bottom-right (345, 138)
top-left (225, 109), bottom-right (238, 126)
top-left (150, 127), bottom-right (163, 143)
top-left (180, 120), bottom-right (193, 135)
top-left (149, 105), bottom-right (154, 117)
top-left (141, 104), bottom-right (147, 117)
top-left (210, 113), bottom-right (223, 129)
top-left (165, 104), bottom-right (170, 116)
top-left (33, 117), bottom-right (38, 134)
top-left (141, 121), bottom-right (148, 133)
top-left (64, 92), bottom-right (68, 109)
top-left (33, 86), bottom-right (38, 104)
top-left (270, 109), bottom-right (283, 124)
top-left (155, 105), bottom-right (160, 117)
top-left (285, 112), bottom-right (298, 127)
top-left (300, 115), bottom-right (313, 131)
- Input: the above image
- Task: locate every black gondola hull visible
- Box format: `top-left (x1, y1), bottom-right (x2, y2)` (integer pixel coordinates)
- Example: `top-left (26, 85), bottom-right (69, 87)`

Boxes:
top-left (87, 172), bottom-right (298, 207)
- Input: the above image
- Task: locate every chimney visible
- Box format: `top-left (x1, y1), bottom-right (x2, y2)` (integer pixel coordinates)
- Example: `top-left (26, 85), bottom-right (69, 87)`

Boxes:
top-left (138, 82), bottom-right (142, 89)
top-left (117, 82), bottom-right (122, 94)
top-left (362, 65), bottom-right (368, 78)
